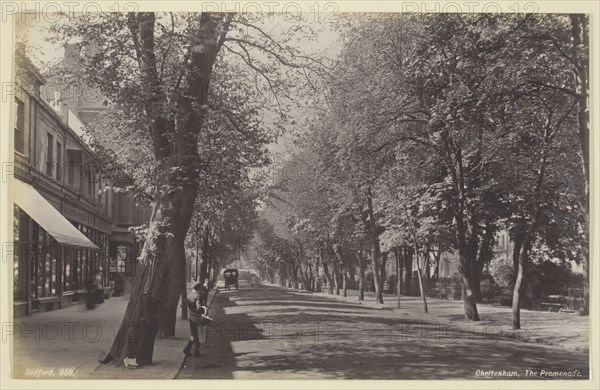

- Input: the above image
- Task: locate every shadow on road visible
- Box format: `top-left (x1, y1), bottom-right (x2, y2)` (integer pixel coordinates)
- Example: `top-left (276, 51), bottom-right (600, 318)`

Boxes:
top-left (177, 273), bottom-right (589, 380)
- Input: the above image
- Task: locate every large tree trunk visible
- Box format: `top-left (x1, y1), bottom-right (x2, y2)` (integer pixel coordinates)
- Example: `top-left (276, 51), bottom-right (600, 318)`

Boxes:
top-left (513, 122), bottom-right (550, 329)
top-left (512, 259), bottom-right (523, 329)
top-left (200, 227), bottom-right (210, 283)
top-left (370, 247), bottom-right (383, 303)
top-left (180, 280), bottom-right (188, 320)
top-left (348, 264), bottom-right (356, 289)
top-left (471, 263), bottom-right (482, 304)
top-left (512, 233), bottom-right (527, 329)
top-left (301, 264), bottom-right (310, 291)
top-left (207, 243), bottom-right (215, 285)
top-left (570, 14), bottom-right (589, 316)
top-left (279, 265), bottom-right (286, 287)
top-left (439, 129), bottom-right (481, 321)
top-left (403, 245), bottom-right (412, 295)
top-left (358, 250), bottom-right (366, 301)
top-left (322, 262), bottom-right (334, 295)
top-left (332, 261), bottom-right (340, 295)
top-left (108, 165), bottom-right (198, 364)
top-left (212, 259), bottom-right (221, 286)
top-left (327, 244), bottom-right (340, 295)
top-left (335, 245), bottom-right (348, 297)
top-left (425, 249), bottom-right (431, 293)
top-left (414, 250), bottom-right (429, 313)
top-left (431, 246), bottom-right (442, 286)
top-left (158, 232), bottom-right (187, 338)
top-left (366, 188), bottom-right (384, 304)
top-left (513, 228), bottom-right (538, 329)
top-left (403, 206), bottom-right (428, 313)
top-left (299, 267), bottom-right (307, 290)
top-left (394, 247), bottom-right (402, 309)
top-left (471, 223), bottom-right (495, 304)
top-left (457, 243), bottom-right (480, 321)
top-left (309, 264), bottom-right (315, 292)
top-left (580, 228), bottom-right (589, 316)
top-left (194, 224), bottom-right (200, 280)
top-left (570, 14), bottom-right (589, 198)
top-left (293, 264), bottom-right (299, 289)
top-left (380, 252), bottom-right (388, 293)
top-left (321, 249), bottom-right (334, 295)
top-left (105, 12), bottom-right (229, 366)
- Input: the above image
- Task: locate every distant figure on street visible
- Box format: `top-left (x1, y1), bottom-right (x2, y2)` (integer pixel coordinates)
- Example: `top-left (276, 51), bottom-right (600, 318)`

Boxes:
top-left (183, 279), bottom-right (212, 357)
top-left (94, 271), bottom-right (105, 304)
top-left (85, 271), bottom-right (104, 309)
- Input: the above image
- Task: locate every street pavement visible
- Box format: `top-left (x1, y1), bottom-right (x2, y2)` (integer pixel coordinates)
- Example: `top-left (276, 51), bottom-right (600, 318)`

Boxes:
top-left (11, 290), bottom-right (191, 379)
top-left (10, 272), bottom-right (590, 380)
top-left (177, 272), bottom-right (589, 379)
top-left (310, 284), bottom-right (590, 352)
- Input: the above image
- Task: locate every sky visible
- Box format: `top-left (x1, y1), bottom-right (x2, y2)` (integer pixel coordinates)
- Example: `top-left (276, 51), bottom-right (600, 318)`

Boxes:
top-left (16, 12), bottom-right (342, 165)
top-left (19, 13), bottom-right (341, 67)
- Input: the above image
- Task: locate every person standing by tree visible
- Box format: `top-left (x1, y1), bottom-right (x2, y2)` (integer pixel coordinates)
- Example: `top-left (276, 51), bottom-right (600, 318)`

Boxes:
top-left (183, 279), bottom-right (211, 357)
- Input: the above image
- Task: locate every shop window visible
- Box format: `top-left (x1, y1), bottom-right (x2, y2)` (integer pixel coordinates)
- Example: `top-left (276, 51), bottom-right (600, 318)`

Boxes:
top-left (72, 249), bottom-right (80, 290)
top-left (117, 245), bottom-right (127, 273)
top-left (30, 222), bottom-right (39, 300)
top-left (63, 249), bottom-right (73, 292)
top-left (13, 207), bottom-right (29, 301)
top-left (64, 263), bottom-right (71, 291)
top-left (40, 239), bottom-right (59, 298)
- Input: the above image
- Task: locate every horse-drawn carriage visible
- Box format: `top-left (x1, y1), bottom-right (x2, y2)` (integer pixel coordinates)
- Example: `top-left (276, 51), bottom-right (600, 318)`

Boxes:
top-left (223, 268), bottom-right (239, 290)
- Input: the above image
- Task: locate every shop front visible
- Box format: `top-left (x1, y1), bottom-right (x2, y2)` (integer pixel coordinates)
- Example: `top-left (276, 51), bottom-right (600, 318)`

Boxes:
top-left (13, 179), bottom-right (101, 317)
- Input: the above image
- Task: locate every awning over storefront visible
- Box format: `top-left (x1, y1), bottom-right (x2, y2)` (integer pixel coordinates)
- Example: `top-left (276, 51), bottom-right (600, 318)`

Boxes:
top-left (14, 179), bottom-right (99, 249)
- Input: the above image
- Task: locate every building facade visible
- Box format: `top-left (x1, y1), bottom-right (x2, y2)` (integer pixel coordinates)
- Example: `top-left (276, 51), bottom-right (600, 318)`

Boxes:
top-left (56, 43), bottom-right (151, 289)
top-left (12, 60), bottom-right (149, 317)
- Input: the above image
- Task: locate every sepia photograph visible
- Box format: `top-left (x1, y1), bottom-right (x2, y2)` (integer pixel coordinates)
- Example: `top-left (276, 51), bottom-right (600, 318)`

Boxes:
top-left (0, 1), bottom-right (597, 388)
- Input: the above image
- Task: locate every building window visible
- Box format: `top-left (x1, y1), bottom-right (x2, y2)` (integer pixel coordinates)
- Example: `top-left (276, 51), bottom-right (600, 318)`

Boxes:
top-left (83, 163), bottom-right (96, 197)
top-left (14, 99), bottom-right (25, 153)
top-left (56, 141), bottom-right (62, 181)
top-left (89, 165), bottom-right (96, 197)
top-left (68, 151), bottom-right (75, 183)
top-left (46, 133), bottom-right (54, 177)
top-left (67, 149), bottom-right (82, 187)
top-left (103, 190), bottom-right (109, 215)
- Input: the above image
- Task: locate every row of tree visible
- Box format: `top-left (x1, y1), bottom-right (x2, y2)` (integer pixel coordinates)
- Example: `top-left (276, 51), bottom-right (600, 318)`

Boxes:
top-left (31, 12), bottom-right (588, 366)
top-left (250, 14), bottom-right (589, 330)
